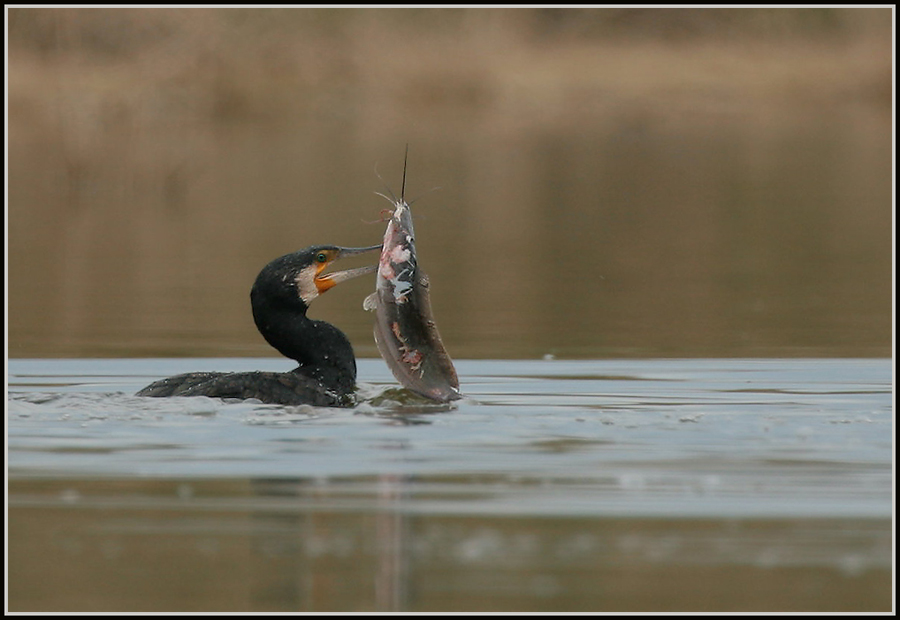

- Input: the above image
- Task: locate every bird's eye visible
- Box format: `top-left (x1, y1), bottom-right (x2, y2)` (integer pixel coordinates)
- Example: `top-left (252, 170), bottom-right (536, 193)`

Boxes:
top-left (316, 252), bottom-right (328, 263)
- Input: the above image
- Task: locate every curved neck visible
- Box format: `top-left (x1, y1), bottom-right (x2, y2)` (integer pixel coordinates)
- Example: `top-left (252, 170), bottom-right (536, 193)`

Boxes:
top-left (251, 300), bottom-right (357, 396)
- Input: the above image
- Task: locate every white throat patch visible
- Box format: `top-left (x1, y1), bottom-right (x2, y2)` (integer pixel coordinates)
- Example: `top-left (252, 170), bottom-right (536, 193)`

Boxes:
top-left (295, 264), bottom-right (320, 305)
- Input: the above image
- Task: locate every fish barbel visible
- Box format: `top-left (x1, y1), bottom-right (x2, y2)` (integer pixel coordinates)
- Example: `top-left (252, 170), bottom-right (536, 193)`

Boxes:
top-left (363, 154), bottom-right (461, 402)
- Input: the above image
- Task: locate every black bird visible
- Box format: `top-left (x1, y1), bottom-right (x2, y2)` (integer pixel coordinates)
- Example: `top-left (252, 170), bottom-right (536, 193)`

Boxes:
top-left (137, 245), bottom-right (381, 406)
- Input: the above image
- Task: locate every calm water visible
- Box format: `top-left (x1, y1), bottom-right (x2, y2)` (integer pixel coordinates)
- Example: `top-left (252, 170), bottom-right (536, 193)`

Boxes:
top-left (7, 357), bottom-right (893, 611)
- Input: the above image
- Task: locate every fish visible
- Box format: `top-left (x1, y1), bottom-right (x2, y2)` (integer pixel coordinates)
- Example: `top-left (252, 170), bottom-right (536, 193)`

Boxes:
top-left (363, 152), bottom-right (461, 402)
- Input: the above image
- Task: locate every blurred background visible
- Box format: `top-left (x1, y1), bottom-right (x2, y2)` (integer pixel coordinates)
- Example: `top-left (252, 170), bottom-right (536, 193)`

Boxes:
top-left (7, 7), bottom-right (893, 361)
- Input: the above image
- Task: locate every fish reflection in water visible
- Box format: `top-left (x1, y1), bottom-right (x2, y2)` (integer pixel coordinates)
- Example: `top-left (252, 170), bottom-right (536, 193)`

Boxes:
top-left (364, 153), bottom-right (461, 403)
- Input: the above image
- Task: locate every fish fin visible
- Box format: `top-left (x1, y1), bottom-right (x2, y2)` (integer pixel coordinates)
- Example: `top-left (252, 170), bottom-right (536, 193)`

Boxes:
top-left (363, 292), bottom-right (378, 312)
top-left (401, 144), bottom-right (409, 202)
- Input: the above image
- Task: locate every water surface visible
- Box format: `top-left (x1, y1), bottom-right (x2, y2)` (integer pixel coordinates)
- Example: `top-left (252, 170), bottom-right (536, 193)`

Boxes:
top-left (7, 357), bottom-right (893, 611)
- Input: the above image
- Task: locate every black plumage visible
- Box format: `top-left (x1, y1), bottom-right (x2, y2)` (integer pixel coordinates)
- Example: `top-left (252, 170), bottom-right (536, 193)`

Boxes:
top-left (137, 245), bottom-right (379, 406)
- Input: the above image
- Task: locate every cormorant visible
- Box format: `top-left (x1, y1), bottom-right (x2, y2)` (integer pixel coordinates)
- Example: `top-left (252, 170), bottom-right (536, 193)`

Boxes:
top-left (137, 245), bottom-right (380, 406)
